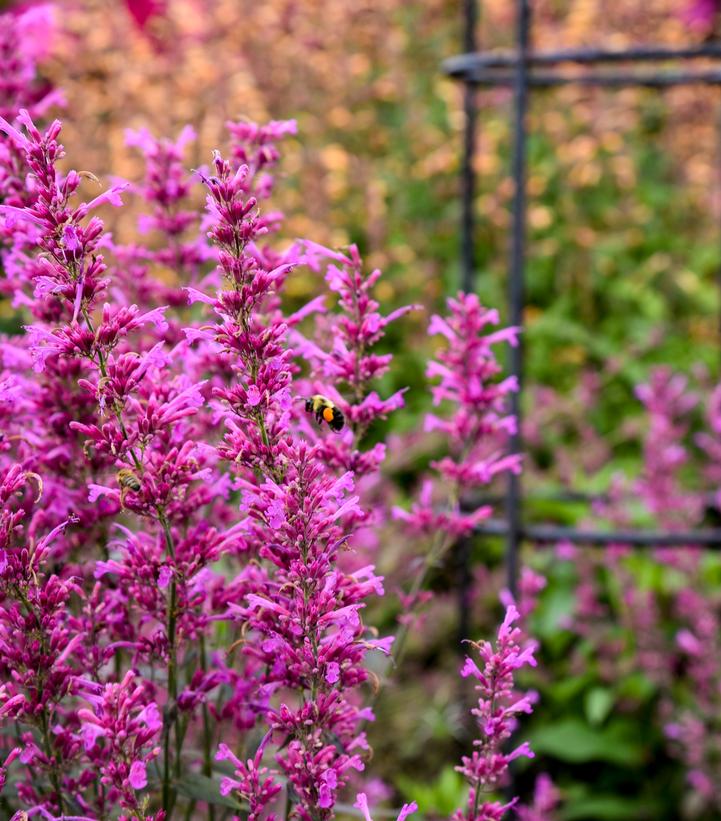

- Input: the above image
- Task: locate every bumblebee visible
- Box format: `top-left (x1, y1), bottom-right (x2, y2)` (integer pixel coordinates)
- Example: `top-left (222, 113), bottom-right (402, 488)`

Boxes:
top-left (305, 395), bottom-right (344, 433)
top-left (117, 468), bottom-right (142, 507)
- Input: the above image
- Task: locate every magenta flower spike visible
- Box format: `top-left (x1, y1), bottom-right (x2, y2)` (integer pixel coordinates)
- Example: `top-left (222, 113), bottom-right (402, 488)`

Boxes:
top-left (453, 605), bottom-right (537, 821)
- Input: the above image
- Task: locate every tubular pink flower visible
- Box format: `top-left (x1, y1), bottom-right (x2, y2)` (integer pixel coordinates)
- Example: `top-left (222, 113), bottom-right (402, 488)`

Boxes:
top-left (453, 605), bottom-right (537, 821)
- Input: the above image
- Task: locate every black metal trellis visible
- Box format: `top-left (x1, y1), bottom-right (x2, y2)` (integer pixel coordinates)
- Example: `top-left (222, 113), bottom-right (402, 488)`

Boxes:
top-left (444, 1), bottom-right (721, 599)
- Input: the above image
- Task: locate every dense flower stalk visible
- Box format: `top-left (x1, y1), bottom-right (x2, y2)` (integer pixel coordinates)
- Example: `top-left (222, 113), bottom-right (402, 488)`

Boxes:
top-left (395, 293), bottom-right (520, 539)
top-left (120, 125), bottom-right (210, 316)
top-left (635, 368), bottom-right (701, 533)
top-left (189, 139), bottom-right (399, 818)
top-left (0, 110), bottom-right (237, 818)
top-left (0, 463), bottom-right (80, 814)
top-left (0, 5), bottom-right (63, 217)
top-left (391, 293), bottom-right (521, 650)
top-left (453, 605), bottom-right (537, 821)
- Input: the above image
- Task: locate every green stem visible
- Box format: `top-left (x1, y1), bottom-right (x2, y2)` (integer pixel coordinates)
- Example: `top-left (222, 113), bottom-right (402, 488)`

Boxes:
top-left (40, 709), bottom-right (65, 816)
top-left (159, 510), bottom-right (178, 818)
top-left (257, 411), bottom-right (271, 451)
top-left (200, 635), bottom-right (216, 821)
top-left (391, 482), bottom-right (462, 669)
top-left (471, 775), bottom-right (482, 819)
top-left (391, 529), bottom-right (451, 671)
top-left (15, 587), bottom-right (65, 815)
top-left (81, 307), bottom-right (143, 471)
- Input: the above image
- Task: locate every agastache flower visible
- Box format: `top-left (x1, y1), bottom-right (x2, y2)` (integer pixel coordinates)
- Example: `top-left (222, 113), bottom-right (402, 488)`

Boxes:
top-left (0, 110), bottom-right (121, 322)
top-left (0, 6), bottom-right (63, 232)
top-left (635, 368), bottom-right (701, 535)
top-left (0, 74), bottom-right (550, 821)
top-left (0, 109), bottom-right (246, 819)
top-left (391, 294), bottom-right (522, 650)
top-left (353, 792), bottom-right (418, 821)
top-left (122, 125), bottom-right (210, 315)
top-left (226, 117), bottom-right (298, 200)
top-left (0, 464), bottom-right (81, 814)
top-left (395, 293), bottom-right (520, 538)
top-left (516, 774), bottom-right (561, 821)
top-left (192, 147), bottom-right (298, 476)
top-left (76, 672), bottom-right (161, 814)
top-left (232, 443), bottom-right (390, 817)
top-left (453, 604), bottom-right (537, 821)
top-left (187, 137), bottom-right (396, 818)
top-left (216, 737), bottom-right (281, 820)
top-left (295, 241), bottom-right (415, 479)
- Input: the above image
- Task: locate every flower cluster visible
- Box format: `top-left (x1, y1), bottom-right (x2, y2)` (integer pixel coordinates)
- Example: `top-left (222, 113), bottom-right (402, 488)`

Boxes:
top-left (77, 672), bottom-right (162, 815)
top-left (0, 21), bottom-right (542, 820)
top-left (635, 368), bottom-right (701, 533)
top-left (453, 604), bottom-right (537, 821)
top-left (185, 133), bottom-right (403, 817)
top-left (395, 293), bottom-right (521, 539)
top-left (122, 125), bottom-right (209, 313)
top-left (234, 448), bottom-right (391, 817)
top-left (0, 5), bottom-right (63, 209)
top-left (516, 774), bottom-right (561, 821)
top-left (0, 462), bottom-right (83, 815)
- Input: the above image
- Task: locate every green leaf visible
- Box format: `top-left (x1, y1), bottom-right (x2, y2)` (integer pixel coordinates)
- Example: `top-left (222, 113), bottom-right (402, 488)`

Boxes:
top-left (534, 585), bottom-right (575, 641)
top-left (528, 718), bottom-right (645, 766)
top-left (614, 671), bottom-right (657, 703)
top-left (561, 795), bottom-right (655, 820)
top-left (395, 766), bottom-right (467, 814)
top-left (173, 773), bottom-right (247, 810)
top-left (336, 803), bottom-right (417, 820)
top-left (584, 687), bottom-right (614, 726)
top-left (546, 673), bottom-right (592, 705)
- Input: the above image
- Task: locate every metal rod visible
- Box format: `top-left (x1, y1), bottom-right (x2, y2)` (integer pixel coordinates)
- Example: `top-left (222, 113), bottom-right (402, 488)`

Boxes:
top-left (455, 535), bottom-right (473, 647)
top-left (443, 42), bottom-right (721, 74)
top-left (505, 0), bottom-right (531, 601)
top-left (476, 519), bottom-right (721, 547)
top-left (717, 103), bottom-right (721, 376)
top-left (447, 67), bottom-right (721, 87)
top-left (467, 489), bottom-right (721, 508)
top-left (456, 0), bottom-right (479, 654)
top-left (460, 0), bottom-right (478, 292)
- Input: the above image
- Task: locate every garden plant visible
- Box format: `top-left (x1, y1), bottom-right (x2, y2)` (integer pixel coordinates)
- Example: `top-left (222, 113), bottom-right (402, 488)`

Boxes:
top-left (4, 3), bottom-right (721, 821)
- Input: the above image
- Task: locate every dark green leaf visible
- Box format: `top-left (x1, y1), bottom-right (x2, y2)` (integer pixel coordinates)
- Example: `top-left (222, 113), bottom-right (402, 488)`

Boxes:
top-left (173, 773), bottom-right (247, 810)
top-left (528, 718), bottom-right (645, 766)
top-left (561, 795), bottom-right (656, 820)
